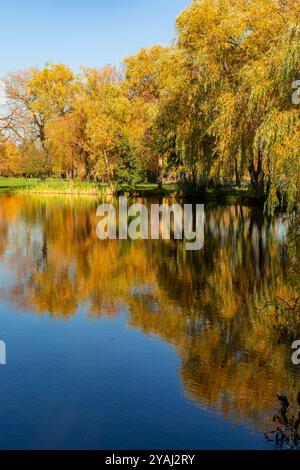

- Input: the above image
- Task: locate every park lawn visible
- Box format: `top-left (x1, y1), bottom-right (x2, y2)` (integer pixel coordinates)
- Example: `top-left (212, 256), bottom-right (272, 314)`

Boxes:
top-left (0, 178), bottom-right (107, 195)
top-left (0, 177), bottom-right (39, 191)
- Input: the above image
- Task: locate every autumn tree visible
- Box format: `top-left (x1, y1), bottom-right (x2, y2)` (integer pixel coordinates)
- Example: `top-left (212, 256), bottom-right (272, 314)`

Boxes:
top-left (81, 66), bottom-right (144, 187)
top-left (123, 46), bottom-right (175, 185)
top-left (4, 63), bottom-right (77, 149)
top-left (174, 0), bottom-right (300, 208)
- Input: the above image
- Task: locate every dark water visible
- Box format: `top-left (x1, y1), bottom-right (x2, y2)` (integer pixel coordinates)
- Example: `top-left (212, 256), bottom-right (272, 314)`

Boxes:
top-left (0, 194), bottom-right (299, 450)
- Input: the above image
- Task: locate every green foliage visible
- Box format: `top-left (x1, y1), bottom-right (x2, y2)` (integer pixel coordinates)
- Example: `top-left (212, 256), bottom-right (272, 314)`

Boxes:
top-left (114, 138), bottom-right (143, 188)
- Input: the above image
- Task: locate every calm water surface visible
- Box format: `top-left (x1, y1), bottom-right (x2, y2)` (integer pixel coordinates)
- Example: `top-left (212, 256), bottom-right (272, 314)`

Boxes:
top-left (0, 194), bottom-right (299, 450)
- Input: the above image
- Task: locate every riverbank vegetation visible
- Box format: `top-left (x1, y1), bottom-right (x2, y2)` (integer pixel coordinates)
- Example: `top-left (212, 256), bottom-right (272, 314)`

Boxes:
top-left (1, 0), bottom-right (300, 212)
top-left (0, 177), bottom-right (261, 204)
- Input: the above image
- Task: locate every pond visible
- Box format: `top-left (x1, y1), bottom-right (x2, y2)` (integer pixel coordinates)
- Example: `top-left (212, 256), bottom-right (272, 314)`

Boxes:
top-left (0, 194), bottom-right (299, 450)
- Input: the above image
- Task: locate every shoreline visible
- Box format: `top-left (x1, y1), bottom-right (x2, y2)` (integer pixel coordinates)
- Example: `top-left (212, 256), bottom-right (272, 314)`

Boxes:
top-left (0, 177), bottom-right (263, 206)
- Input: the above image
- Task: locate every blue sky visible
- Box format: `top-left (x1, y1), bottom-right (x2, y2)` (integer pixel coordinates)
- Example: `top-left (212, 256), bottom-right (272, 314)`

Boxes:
top-left (0, 0), bottom-right (190, 77)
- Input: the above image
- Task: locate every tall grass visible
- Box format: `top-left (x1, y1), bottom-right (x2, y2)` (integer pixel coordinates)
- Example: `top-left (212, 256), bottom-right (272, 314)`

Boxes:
top-left (19, 179), bottom-right (109, 196)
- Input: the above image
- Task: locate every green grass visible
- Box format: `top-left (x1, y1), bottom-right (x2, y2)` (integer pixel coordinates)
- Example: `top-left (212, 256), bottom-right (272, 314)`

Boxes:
top-left (117, 183), bottom-right (177, 196)
top-left (0, 177), bottom-right (39, 190)
top-left (8, 178), bottom-right (177, 197)
top-left (0, 178), bottom-right (177, 197)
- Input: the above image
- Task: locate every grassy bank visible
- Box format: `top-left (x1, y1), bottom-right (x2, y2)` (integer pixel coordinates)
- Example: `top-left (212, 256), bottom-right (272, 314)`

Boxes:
top-left (119, 183), bottom-right (260, 204)
top-left (0, 177), bottom-right (260, 204)
top-left (13, 178), bottom-right (108, 196)
top-left (117, 183), bottom-right (177, 197)
top-left (5, 178), bottom-right (177, 197)
top-left (0, 177), bottom-right (39, 191)
top-left (204, 186), bottom-right (262, 205)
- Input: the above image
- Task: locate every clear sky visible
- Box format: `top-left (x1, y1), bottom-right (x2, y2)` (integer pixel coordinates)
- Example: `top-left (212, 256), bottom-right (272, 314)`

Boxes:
top-left (0, 0), bottom-right (191, 77)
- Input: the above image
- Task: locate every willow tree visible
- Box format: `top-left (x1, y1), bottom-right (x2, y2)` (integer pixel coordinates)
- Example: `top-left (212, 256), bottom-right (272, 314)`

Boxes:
top-left (174, 0), bottom-right (300, 209)
top-left (173, 0), bottom-right (250, 187)
top-left (247, 19), bottom-right (300, 212)
top-left (212, 0), bottom-right (300, 211)
top-left (123, 46), bottom-right (174, 185)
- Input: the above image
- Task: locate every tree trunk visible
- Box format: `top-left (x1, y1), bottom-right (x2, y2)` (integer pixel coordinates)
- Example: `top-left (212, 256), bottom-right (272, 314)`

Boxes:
top-left (103, 150), bottom-right (115, 193)
top-left (158, 157), bottom-right (163, 188)
top-left (234, 158), bottom-right (241, 187)
top-left (248, 151), bottom-right (264, 195)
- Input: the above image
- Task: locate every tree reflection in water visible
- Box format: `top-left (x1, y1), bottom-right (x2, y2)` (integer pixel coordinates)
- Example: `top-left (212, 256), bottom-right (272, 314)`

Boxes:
top-left (265, 394), bottom-right (300, 449)
top-left (0, 194), bottom-right (299, 447)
